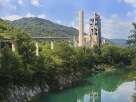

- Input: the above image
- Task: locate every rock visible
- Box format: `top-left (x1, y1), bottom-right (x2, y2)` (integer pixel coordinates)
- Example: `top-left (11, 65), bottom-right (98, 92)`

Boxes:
top-left (44, 89), bottom-right (49, 92)
top-left (58, 86), bottom-right (63, 90)
top-left (3, 84), bottom-right (49, 102)
top-left (45, 84), bottom-right (49, 89)
top-left (66, 78), bottom-right (72, 87)
top-left (58, 77), bottom-right (67, 86)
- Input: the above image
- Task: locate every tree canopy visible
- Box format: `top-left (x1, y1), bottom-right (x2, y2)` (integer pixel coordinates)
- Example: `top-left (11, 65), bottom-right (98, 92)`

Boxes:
top-left (126, 22), bottom-right (136, 46)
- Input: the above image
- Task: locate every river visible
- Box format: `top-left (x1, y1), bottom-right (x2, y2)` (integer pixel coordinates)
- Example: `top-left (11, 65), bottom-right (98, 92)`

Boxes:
top-left (30, 69), bottom-right (136, 102)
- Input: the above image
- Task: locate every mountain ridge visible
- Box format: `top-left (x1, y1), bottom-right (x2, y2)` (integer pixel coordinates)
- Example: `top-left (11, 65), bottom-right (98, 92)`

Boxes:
top-left (8, 17), bottom-right (79, 37)
top-left (105, 38), bottom-right (127, 47)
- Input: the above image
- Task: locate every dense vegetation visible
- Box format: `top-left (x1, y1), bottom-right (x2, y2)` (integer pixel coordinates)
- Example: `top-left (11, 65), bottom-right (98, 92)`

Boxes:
top-left (126, 22), bottom-right (136, 67)
top-left (0, 18), bottom-right (136, 101)
top-left (8, 17), bottom-right (79, 37)
top-left (0, 18), bottom-right (14, 37)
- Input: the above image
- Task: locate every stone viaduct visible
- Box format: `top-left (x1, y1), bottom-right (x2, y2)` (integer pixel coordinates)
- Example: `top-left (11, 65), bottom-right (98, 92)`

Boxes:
top-left (3, 37), bottom-right (72, 56)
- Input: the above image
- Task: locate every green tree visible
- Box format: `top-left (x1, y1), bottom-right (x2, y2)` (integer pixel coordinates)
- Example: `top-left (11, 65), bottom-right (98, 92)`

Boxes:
top-left (126, 22), bottom-right (136, 65)
top-left (0, 44), bottom-right (23, 81)
top-left (92, 45), bottom-right (102, 66)
top-left (126, 22), bottom-right (136, 46)
top-left (101, 43), bottom-right (122, 65)
top-left (76, 46), bottom-right (94, 72)
top-left (11, 28), bottom-right (36, 69)
top-left (53, 42), bottom-right (77, 76)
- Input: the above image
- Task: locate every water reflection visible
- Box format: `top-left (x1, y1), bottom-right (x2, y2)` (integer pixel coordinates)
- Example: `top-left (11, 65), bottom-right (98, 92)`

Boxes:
top-left (130, 78), bottom-right (136, 102)
top-left (30, 69), bottom-right (136, 102)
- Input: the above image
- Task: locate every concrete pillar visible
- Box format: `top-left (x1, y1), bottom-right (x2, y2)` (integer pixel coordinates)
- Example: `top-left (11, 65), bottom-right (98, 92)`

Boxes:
top-left (69, 40), bottom-right (71, 46)
top-left (73, 36), bottom-right (76, 46)
top-left (12, 43), bottom-right (15, 52)
top-left (79, 11), bottom-right (84, 46)
top-left (103, 38), bottom-right (106, 44)
top-left (36, 41), bottom-right (39, 56)
top-left (0, 42), bottom-right (1, 50)
top-left (77, 99), bottom-right (83, 102)
top-left (51, 40), bottom-right (54, 49)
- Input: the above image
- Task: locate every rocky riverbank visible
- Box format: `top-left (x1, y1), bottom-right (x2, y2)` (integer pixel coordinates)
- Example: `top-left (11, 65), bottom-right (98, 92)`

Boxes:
top-left (58, 72), bottom-right (83, 89)
top-left (2, 72), bottom-right (83, 102)
top-left (2, 84), bottom-right (49, 102)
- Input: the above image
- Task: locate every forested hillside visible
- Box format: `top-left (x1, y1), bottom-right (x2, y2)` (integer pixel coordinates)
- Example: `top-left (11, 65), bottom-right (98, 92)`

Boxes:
top-left (0, 18), bottom-right (14, 37)
top-left (106, 39), bottom-right (127, 47)
top-left (8, 17), bottom-right (79, 37)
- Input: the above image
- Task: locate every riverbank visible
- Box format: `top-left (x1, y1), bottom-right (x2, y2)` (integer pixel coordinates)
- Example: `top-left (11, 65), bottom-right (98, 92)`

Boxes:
top-left (2, 71), bottom-right (84, 102)
top-left (28, 68), bottom-right (136, 102)
top-left (2, 63), bottom-right (131, 102)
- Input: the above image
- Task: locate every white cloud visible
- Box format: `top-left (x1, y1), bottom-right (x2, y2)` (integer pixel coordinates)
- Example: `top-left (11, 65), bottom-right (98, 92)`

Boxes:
top-left (124, 0), bottom-right (136, 20)
top-left (101, 14), bottom-right (132, 39)
top-left (74, 2), bottom-right (78, 4)
top-left (31, 0), bottom-right (41, 7)
top-left (26, 13), bottom-right (34, 17)
top-left (2, 15), bottom-right (22, 21)
top-left (18, 0), bottom-right (24, 6)
top-left (127, 11), bottom-right (133, 17)
top-left (38, 14), bottom-right (46, 19)
top-left (125, 10), bottom-right (136, 21)
top-left (124, 0), bottom-right (136, 8)
top-left (71, 21), bottom-right (78, 29)
top-left (0, 0), bottom-right (9, 5)
top-left (56, 20), bottom-right (61, 24)
top-left (76, 17), bottom-right (79, 20)
top-left (0, 0), bottom-right (16, 11)
top-left (117, 0), bottom-right (121, 2)
top-left (9, 4), bottom-right (16, 10)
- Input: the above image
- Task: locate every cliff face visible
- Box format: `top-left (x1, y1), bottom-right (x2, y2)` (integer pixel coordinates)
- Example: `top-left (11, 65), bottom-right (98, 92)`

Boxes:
top-left (3, 84), bottom-right (49, 102)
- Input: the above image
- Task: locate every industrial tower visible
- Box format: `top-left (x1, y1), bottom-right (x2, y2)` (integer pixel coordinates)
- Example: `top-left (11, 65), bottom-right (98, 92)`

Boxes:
top-left (89, 12), bottom-right (101, 47)
top-left (79, 11), bottom-right (84, 46)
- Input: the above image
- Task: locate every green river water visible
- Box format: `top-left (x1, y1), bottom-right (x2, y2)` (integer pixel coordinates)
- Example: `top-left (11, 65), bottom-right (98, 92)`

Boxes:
top-left (30, 69), bottom-right (136, 102)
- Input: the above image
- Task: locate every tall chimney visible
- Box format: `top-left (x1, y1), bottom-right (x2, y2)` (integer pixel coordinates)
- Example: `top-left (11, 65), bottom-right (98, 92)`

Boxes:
top-left (79, 11), bottom-right (84, 46)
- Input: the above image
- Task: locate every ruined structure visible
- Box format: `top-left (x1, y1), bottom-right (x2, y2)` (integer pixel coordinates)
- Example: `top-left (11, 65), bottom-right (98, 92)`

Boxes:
top-left (89, 12), bottom-right (101, 47)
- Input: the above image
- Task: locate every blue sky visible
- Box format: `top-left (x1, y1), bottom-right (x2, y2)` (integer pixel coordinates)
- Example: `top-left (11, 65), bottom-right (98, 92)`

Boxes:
top-left (0, 0), bottom-right (136, 39)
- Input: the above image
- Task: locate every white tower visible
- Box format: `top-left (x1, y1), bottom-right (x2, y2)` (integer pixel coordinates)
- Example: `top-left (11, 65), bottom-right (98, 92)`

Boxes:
top-left (79, 11), bottom-right (84, 46)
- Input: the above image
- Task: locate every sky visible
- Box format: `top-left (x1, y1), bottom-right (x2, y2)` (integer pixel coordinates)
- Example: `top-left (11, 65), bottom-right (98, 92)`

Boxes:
top-left (0, 0), bottom-right (136, 39)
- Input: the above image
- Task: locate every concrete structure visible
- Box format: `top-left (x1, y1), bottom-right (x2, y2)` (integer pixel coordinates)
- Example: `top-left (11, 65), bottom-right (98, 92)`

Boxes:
top-left (77, 11), bottom-right (102, 48)
top-left (35, 41), bottom-right (39, 56)
top-left (51, 41), bottom-right (54, 49)
top-left (79, 11), bottom-right (84, 46)
top-left (101, 38), bottom-right (106, 44)
top-left (12, 43), bottom-right (15, 52)
top-left (77, 99), bottom-right (83, 102)
top-left (3, 37), bottom-right (72, 55)
top-left (89, 12), bottom-right (101, 47)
